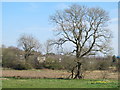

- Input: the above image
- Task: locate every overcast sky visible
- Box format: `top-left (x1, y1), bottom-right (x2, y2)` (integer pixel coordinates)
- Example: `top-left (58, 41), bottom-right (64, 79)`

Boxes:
top-left (2, 2), bottom-right (118, 55)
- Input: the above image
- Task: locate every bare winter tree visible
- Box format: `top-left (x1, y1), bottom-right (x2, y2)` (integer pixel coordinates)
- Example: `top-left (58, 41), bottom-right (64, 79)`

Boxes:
top-left (50, 4), bottom-right (112, 79)
top-left (18, 34), bottom-right (41, 62)
top-left (44, 39), bottom-right (53, 55)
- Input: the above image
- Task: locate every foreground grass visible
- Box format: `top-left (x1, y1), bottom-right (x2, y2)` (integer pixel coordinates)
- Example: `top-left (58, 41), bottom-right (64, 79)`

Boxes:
top-left (2, 78), bottom-right (118, 88)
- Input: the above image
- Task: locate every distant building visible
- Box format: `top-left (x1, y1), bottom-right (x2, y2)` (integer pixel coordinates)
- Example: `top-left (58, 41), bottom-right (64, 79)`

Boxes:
top-left (59, 58), bottom-right (62, 62)
top-left (37, 56), bottom-right (46, 63)
top-left (19, 55), bottom-right (24, 60)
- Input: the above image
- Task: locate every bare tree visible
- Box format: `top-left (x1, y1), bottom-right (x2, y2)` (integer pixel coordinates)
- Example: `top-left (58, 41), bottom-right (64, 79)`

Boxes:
top-left (18, 34), bottom-right (41, 62)
top-left (44, 39), bottom-right (53, 55)
top-left (50, 4), bottom-right (112, 79)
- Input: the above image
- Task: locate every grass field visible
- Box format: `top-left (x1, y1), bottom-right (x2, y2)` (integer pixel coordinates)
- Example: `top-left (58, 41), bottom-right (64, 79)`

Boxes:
top-left (2, 69), bottom-right (118, 88)
top-left (2, 78), bottom-right (118, 88)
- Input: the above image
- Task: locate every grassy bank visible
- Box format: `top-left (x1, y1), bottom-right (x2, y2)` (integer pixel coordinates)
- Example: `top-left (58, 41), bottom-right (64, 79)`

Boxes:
top-left (2, 78), bottom-right (118, 88)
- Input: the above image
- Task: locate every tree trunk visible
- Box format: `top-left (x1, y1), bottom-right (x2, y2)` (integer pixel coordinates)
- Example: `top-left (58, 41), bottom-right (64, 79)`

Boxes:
top-left (24, 52), bottom-right (31, 62)
top-left (74, 62), bottom-right (82, 79)
top-left (24, 54), bottom-right (28, 62)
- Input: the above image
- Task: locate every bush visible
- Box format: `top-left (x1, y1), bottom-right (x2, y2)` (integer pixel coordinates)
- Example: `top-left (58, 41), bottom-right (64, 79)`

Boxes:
top-left (12, 61), bottom-right (33, 70)
top-left (2, 46), bottom-right (34, 70)
top-left (82, 59), bottom-right (98, 71)
top-left (97, 60), bottom-right (110, 70)
top-left (43, 57), bottom-right (63, 70)
top-left (61, 56), bottom-right (76, 71)
top-left (2, 47), bottom-right (21, 68)
top-left (82, 57), bottom-right (112, 71)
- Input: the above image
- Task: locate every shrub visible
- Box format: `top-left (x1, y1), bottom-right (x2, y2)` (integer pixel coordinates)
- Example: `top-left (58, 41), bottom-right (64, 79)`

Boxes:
top-left (12, 61), bottom-right (33, 70)
top-left (81, 57), bottom-right (112, 71)
top-left (61, 56), bottom-right (76, 71)
top-left (82, 59), bottom-right (98, 71)
top-left (43, 57), bottom-right (63, 70)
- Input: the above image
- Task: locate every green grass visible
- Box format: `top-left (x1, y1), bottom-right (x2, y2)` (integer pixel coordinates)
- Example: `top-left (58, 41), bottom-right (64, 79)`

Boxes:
top-left (2, 78), bottom-right (118, 88)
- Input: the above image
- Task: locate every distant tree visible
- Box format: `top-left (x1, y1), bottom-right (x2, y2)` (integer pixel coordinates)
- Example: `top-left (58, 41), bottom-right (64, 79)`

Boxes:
top-left (2, 46), bottom-right (21, 68)
top-left (44, 39), bottom-right (53, 55)
top-left (2, 44), bottom-right (6, 48)
top-left (17, 34), bottom-right (41, 62)
top-left (50, 4), bottom-right (112, 79)
top-left (46, 53), bottom-right (55, 56)
top-left (112, 55), bottom-right (116, 63)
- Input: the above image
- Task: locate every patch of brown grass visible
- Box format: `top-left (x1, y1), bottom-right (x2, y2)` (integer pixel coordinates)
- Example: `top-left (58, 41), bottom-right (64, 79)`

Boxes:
top-left (2, 69), bottom-right (118, 80)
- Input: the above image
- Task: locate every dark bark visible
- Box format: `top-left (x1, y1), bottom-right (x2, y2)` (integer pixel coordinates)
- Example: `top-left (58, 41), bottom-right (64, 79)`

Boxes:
top-left (24, 53), bottom-right (32, 62)
top-left (70, 65), bottom-right (77, 79)
top-left (71, 69), bottom-right (74, 78)
top-left (73, 62), bottom-right (82, 79)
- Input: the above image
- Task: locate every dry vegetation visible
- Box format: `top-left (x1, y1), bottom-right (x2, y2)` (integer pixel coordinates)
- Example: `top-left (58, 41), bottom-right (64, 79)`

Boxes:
top-left (2, 68), bottom-right (118, 80)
